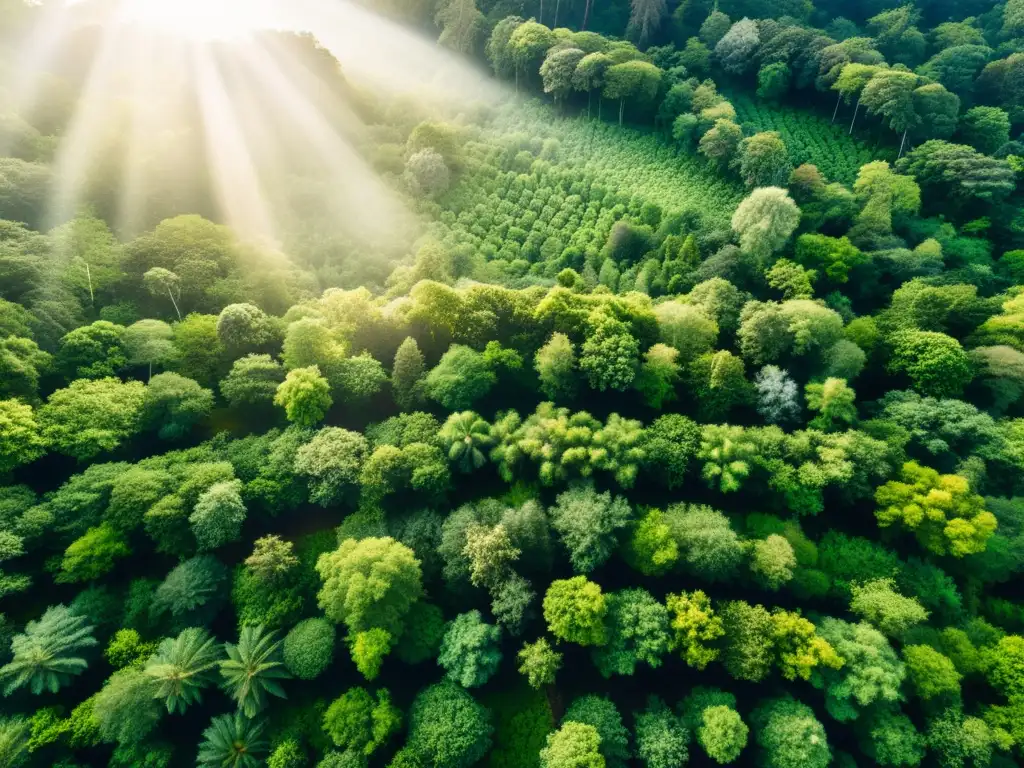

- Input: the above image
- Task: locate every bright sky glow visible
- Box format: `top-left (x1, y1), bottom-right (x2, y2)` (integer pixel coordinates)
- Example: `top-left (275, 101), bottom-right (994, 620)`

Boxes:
top-left (110, 0), bottom-right (280, 40)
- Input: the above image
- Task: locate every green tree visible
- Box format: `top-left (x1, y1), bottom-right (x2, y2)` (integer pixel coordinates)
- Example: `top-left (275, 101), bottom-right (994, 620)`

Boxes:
top-left (666, 590), bottom-right (723, 670)
top-left (407, 682), bottom-right (493, 768)
top-left (92, 667), bottom-right (162, 744)
top-left (0, 336), bottom-right (51, 402)
top-left (635, 344), bottom-right (680, 409)
top-left (602, 61), bottom-right (663, 125)
top-left (518, 637), bottom-right (562, 688)
top-left (0, 399), bottom-right (44, 474)
top-left (592, 588), bottom-right (669, 677)
top-left (633, 698), bottom-right (688, 768)
top-left (541, 48), bottom-right (586, 108)
top-left (144, 627), bottom-right (221, 714)
top-left (624, 508), bottom-right (679, 576)
top-left (217, 303), bottom-right (276, 354)
top-left (888, 331), bottom-right (972, 398)
top-left (731, 187), bottom-right (801, 260)
top-left (141, 372), bottom-right (214, 440)
top-left (190, 479), bottom-right (247, 551)
top-left (811, 618), bottom-right (904, 721)
top-left (316, 537), bottom-right (423, 637)
top-left (0, 605), bottom-right (96, 696)
top-left (439, 411), bottom-right (493, 473)
top-left (424, 346), bottom-right (496, 410)
top-left (274, 366), bottom-right (332, 427)
top-left (543, 576), bottom-right (607, 646)
top-left (896, 141), bottom-right (1016, 202)
top-left (699, 119), bottom-right (743, 169)
top-left (735, 132), bottom-right (792, 188)
top-left (563, 695), bottom-right (630, 768)
top-left (294, 428), bottom-right (368, 506)
top-left (720, 601), bottom-right (775, 682)
top-left (350, 627), bottom-right (392, 681)
top-left (244, 535), bottom-right (298, 584)
top-left (580, 311), bottom-right (640, 392)
top-left (875, 462), bottom-right (996, 558)
top-left (903, 645), bottom-right (961, 701)
top-left (860, 69), bottom-right (919, 155)
top-left (151, 555), bottom-right (229, 629)
top-left (550, 483), bottom-right (631, 573)
top-left (438, 610), bottom-right (503, 688)
top-left (124, 319), bottom-right (176, 379)
top-left (750, 535), bottom-right (796, 591)
top-left (323, 687), bottom-right (400, 757)
top-left (220, 625), bottom-right (291, 717)
top-left (143, 268), bottom-right (182, 320)
top-left (699, 706), bottom-right (748, 764)
top-left (56, 320), bottom-right (127, 380)
top-left (805, 378), bottom-right (857, 431)
top-left (670, 503), bottom-right (745, 580)
top-left (197, 713), bottom-right (267, 768)
top-left (38, 378), bottom-right (145, 460)
top-left (171, 313), bottom-right (226, 388)
top-left (751, 697), bottom-right (830, 768)
top-left (849, 578), bottom-right (929, 638)
top-left (535, 333), bottom-right (577, 401)
top-left (283, 618), bottom-right (335, 680)
top-left (220, 354), bottom-right (285, 408)
top-left (56, 523), bottom-right (130, 583)
top-left (959, 107), bottom-right (1010, 155)
top-left (540, 722), bottom-right (604, 768)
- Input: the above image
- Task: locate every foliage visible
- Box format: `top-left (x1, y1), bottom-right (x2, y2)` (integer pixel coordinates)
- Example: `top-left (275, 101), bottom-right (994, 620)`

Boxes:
top-left (438, 610), bottom-right (503, 688)
top-left (543, 576), bottom-right (607, 646)
top-left (540, 722), bottom-right (604, 768)
top-left (283, 618), bottom-right (336, 680)
top-left (407, 682), bottom-right (493, 768)
top-left (0, 605), bottom-right (96, 696)
top-left (220, 625), bottom-right (292, 717)
top-left (322, 687), bottom-right (400, 757)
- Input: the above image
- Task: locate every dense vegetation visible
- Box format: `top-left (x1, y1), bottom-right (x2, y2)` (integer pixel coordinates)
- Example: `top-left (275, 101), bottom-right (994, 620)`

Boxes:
top-left (1, 0), bottom-right (1024, 767)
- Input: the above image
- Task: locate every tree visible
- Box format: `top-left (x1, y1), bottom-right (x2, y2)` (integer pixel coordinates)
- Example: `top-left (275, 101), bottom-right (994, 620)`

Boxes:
top-left (925, 710), bottom-right (997, 768)
top-left (540, 722), bottom-right (604, 768)
top-left (666, 590), bottom-right (723, 670)
top-left (197, 713), bottom-right (267, 768)
top-left (641, 414), bottom-right (701, 490)
top-left (735, 131), bottom-right (792, 188)
top-left (406, 150), bottom-right (451, 198)
top-left (244, 535), bottom-right (298, 584)
top-left (0, 335), bottom-right (50, 402)
top-left (438, 610), bottom-right (503, 688)
top-left (439, 411), bottom-right (492, 473)
top-left (592, 588), bottom-right (669, 677)
top-left (670, 503), bottom-right (745, 580)
top-left (283, 618), bottom-right (335, 680)
top-left (805, 378), bottom-right (856, 431)
top-left (144, 627), bottom-right (221, 714)
top-left (812, 618), bottom-right (904, 721)
top-left (689, 353), bottom-right (750, 419)
top-left (563, 695), bottom-right (630, 768)
top-left (407, 682), bottom-right (493, 768)
top-left (123, 319), bottom-right (176, 379)
top-left (751, 697), bottom-right (830, 768)
top-left (274, 366), bottom-right (332, 427)
top-left (190, 479), bottom-right (246, 551)
top-left (350, 628), bottom-right (392, 681)
top-left (142, 372), bottom-right (214, 440)
top-left (294, 428), bottom-right (368, 506)
top-left (323, 687), bottom-right (400, 756)
top-left (220, 625), bottom-right (291, 717)
top-left (750, 535), bottom-right (796, 591)
top-left (463, 523), bottom-right (520, 589)
top-left (758, 62), bottom-right (791, 102)
top-left (896, 141), bottom-right (1016, 202)
top-left (217, 303), bottom-right (276, 354)
top-left (699, 706), bottom-right (748, 764)
top-left (635, 344), bottom-right (680, 409)
top-left (624, 508), bottom-right (678, 576)
top-left (151, 555), bottom-right (229, 629)
top-left (550, 483), bottom-right (631, 573)
top-left (143, 268), bottom-right (182, 320)
top-left (316, 537), bottom-right (423, 637)
top-left (92, 667), bottom-right (162, 744)
top-left (56, 320), bottom-right (127, 380)
top-left (536, 333), bottom-right (577, 401)
top-left (888, 331), bottom-right (972, 398)
top-left (793, 234), bottom-right (865, 284)
top-left (543, 576), bottom-right (607, 646)
top-left (38, 377), bottom-right (145, 461)
top-left (0, 399), bottom-right (44, 474)
top-left (486, 16), bottom-right (523, 79)
top-left (731, 187), bottom-right (801, 260)
top-left (875, 463), bottom-right (996, 558)
top-left (917, 45), bottom-right (993, 98)
top-left (574, 52), bottom-right (613, 118)
top-left (755, 366), bottom-right (801, 425)
top-left (171, 313), bottom-right (226, 388)
top-left (56, 523), bottom-right (130, 583)
top-left (849, 579), bottom-right (929, 638)
top-left (518, 637), bottom-right (562, 688)
top-left (392, 337), bottom-right (427, 410)
top-left (602, 61), bottom-right (663, 125)
top-left (580, 311), bottom-right (639, 392)
top-left (858, 709), bottom-right (926, 767)
top-left (720, 601), bottom-right (775, 682)
top-left (903, 645), bottom-right (961, 701)
top-left (699, 119), bottom-right (743, 169)
top-left (700, 10), bottom-right (732, 46)
top-left (860, 69), bottom-right (919, 155)
top-left (633, 698), bottom-right (688, 768)
top-left (509, 21), bottom-right (555, 88)
top-left (541, 48), bottom-right (586, 107)
top-left (0, 716), bottom-right (29, 768)
top-left (0, 605), bottom-right (96, 696)
top-left (715, 18), bottom-right (760, 74)
top-left (424, 346), bottom-right (496, 410)
top-left (435, 0), bottom-right (484, 54)
top-left (221, 354), bottom-right (285, 407)
top-left (770, 610), bottom-right (842, 681)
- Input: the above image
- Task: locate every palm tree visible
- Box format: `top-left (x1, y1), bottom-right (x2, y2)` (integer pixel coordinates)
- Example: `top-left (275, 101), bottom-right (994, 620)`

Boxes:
top-left (145, 627), bottom-right (222, 714)
top-left (0, 716), bottom-right (30, 768)
top-left (440, 411), bottom-right (494, 473)
top-left (219, 626), bottom-right (291, 717)
top-left (197, 712), bottom-right (267, 768)
top-left (0, 605), bottom-right (96, 696)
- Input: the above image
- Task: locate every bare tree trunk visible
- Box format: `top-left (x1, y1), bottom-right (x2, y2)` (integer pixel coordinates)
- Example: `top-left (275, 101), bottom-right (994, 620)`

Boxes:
top-left (598, 95), bottom-right (602, 120)
top-left (515, 66), bottom-right (519, 93)
top-left (587, 90), bottom-right (592, 118)
top-left (898, 128), bottom-right (908, 159)
top-left (554, 0), bottom-right (560, 26)
top-left (167, 288), bottom-right (181, 321)
top-left (148, 361), bottom-right (152, 382)
top-left (848, 98), bottom-right (860, 135)
top-left (582, 0), bottom-right (591, 30)
top-left (539, 0), bottom-right (544, 25)
top-left (619, 97), bottom-right (624, 126)
top-left (831, 92), bottom-right (841, 124)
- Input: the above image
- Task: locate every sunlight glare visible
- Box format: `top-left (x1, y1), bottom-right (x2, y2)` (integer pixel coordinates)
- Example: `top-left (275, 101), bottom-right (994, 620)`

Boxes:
top-left (119, 0), bottom-right (277, 40)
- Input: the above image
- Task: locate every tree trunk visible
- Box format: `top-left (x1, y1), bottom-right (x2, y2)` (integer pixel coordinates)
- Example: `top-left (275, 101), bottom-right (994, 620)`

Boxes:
top-left (582, 0), bottom-right (591, 30)
top-left (619, 97), bottom-right (624, 126)
top-left (848, 98), bottom-right (860, 135)
top-left (167, 288), bottom-right (181, 321)
top-left (148, 361), bottom-right (152, 382)
top-left (588, 90), bottom-right (592, 118)
top-left (515, 66), bottom-right (519, 94)
top-left (598, 96), bottom-right (602, 120)
top-left (897, 128), bottom-right (908, 159)
top-left (539, 0), bottom-right (544, 25)
top-left (554, 0), bottom-right (560, 26)
top-left (831, 92), bottom-right (841, 124)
